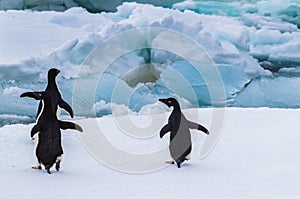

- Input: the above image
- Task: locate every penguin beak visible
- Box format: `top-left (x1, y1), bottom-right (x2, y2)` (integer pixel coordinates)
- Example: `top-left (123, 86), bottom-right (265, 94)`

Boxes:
top-left (57, 69), bottom-right (60, 75)
top-left (159, 98), bottom-right (165, 103)
top-left (159, 98), bottom-right (170, 107)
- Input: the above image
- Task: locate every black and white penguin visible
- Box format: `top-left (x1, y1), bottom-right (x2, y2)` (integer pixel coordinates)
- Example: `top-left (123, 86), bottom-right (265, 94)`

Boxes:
top-left (159, 97), bottom-right (209, 168)
top-left (20, 91), bottom-right (83, 174)
top-left (36, 68), bottom-right (73, 119)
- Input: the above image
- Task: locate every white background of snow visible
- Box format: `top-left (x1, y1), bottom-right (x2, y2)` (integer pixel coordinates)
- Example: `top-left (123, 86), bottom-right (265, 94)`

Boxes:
top-left (1, 108), bottom-right (300, 198)
top-left (0, 2), bottom-right (300, 198)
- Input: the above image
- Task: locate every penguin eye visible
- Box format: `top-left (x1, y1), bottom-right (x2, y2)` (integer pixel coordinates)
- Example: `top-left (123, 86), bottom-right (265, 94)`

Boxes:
top-left (168, 100), bottom-right (172, 104)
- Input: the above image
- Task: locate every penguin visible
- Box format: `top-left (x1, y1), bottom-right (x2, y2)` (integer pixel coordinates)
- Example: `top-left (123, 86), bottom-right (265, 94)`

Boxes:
top-left (20, 91), bottom-right (83, 174)
top-left (159, 97), bottom-right (209, 168)
top-left (36, 68), bottom-right (73, 119)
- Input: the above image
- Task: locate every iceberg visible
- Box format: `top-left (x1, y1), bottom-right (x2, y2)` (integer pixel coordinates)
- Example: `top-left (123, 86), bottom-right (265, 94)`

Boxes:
top-left (0, 0), bottom-right (182, 12)
top-left (0, 1), bottom-right (299, 125)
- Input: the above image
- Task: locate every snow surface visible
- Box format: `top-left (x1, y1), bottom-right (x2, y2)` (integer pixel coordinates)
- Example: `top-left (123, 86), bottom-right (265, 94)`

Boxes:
top-left (1, 108), bottom-right (300, 198)
top-left (0, 1), bottom-right (300, 123)
top-left (0, 2), bottom-right (299, 198)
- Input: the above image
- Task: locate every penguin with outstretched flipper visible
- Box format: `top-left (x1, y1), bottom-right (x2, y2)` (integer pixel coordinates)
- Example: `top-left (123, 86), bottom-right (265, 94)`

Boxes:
top-left (21, 91), bottom-right (82, 174)
top-left (159, 98), bottom-right (209, 168)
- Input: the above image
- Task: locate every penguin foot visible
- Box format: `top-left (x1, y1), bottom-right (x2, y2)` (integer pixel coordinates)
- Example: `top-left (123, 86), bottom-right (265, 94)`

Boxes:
top-left (55, 156), bottom-right (62, 171)
top-left (55, 161), bottom-right (60, 171)
top-left (31, 165), bottom-right (42, 170)
top-left (176, 163), bottom-right (181, 168)
top-left (165, 161), bottom-right (175, 164)
top-left (45, 165), bottom-right (51, 174)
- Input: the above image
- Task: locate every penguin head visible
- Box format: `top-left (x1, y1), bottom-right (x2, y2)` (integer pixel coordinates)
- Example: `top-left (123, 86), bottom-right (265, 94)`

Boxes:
top-left (159, 97), bottom-right (180, 109)
top-left (20, 91), bottom-right (49, 101)
top-left (48, 68), bottom-right (60, 79)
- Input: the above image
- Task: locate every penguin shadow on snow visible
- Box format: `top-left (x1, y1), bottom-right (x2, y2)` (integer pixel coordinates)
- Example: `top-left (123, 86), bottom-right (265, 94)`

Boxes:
top-left (159, 97), bottom-right (209, 169)
top-left (20, 91), bottom-right (83, 174)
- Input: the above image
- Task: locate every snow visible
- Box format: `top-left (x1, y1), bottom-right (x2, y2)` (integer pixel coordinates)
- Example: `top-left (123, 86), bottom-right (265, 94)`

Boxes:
top-left (1, 108), bottom-right (300, 198)
top-left (0, 1), bottom-right (300, 197)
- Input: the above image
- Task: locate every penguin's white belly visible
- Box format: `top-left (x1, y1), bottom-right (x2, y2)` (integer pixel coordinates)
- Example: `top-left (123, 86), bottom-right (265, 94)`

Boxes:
top-left (33, 132), bottom-right (40, 150)
top-left (56, 107), bottom-right (61, 118)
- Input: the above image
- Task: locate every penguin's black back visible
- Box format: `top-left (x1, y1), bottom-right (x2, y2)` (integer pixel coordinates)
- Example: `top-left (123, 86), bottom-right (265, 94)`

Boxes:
top-left (20, 90), bottom-right (83, 173)
top-left (36, 92), bottom-right (63, 169)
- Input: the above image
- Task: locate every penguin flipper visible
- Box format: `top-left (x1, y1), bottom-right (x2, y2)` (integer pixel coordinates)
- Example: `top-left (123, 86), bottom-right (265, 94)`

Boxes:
top-left (58, 120), bottom-right (83, 132)
top-left (160, 123), bottom-right (171, 138)
top-left (58, 99), bottom-right (74, 118)
top-left (31, 124), bottom-right (41, 138)
top-left (189, 121), bottom-right (209, 135)
top-left (20, 92), bottom-right (41, 100)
